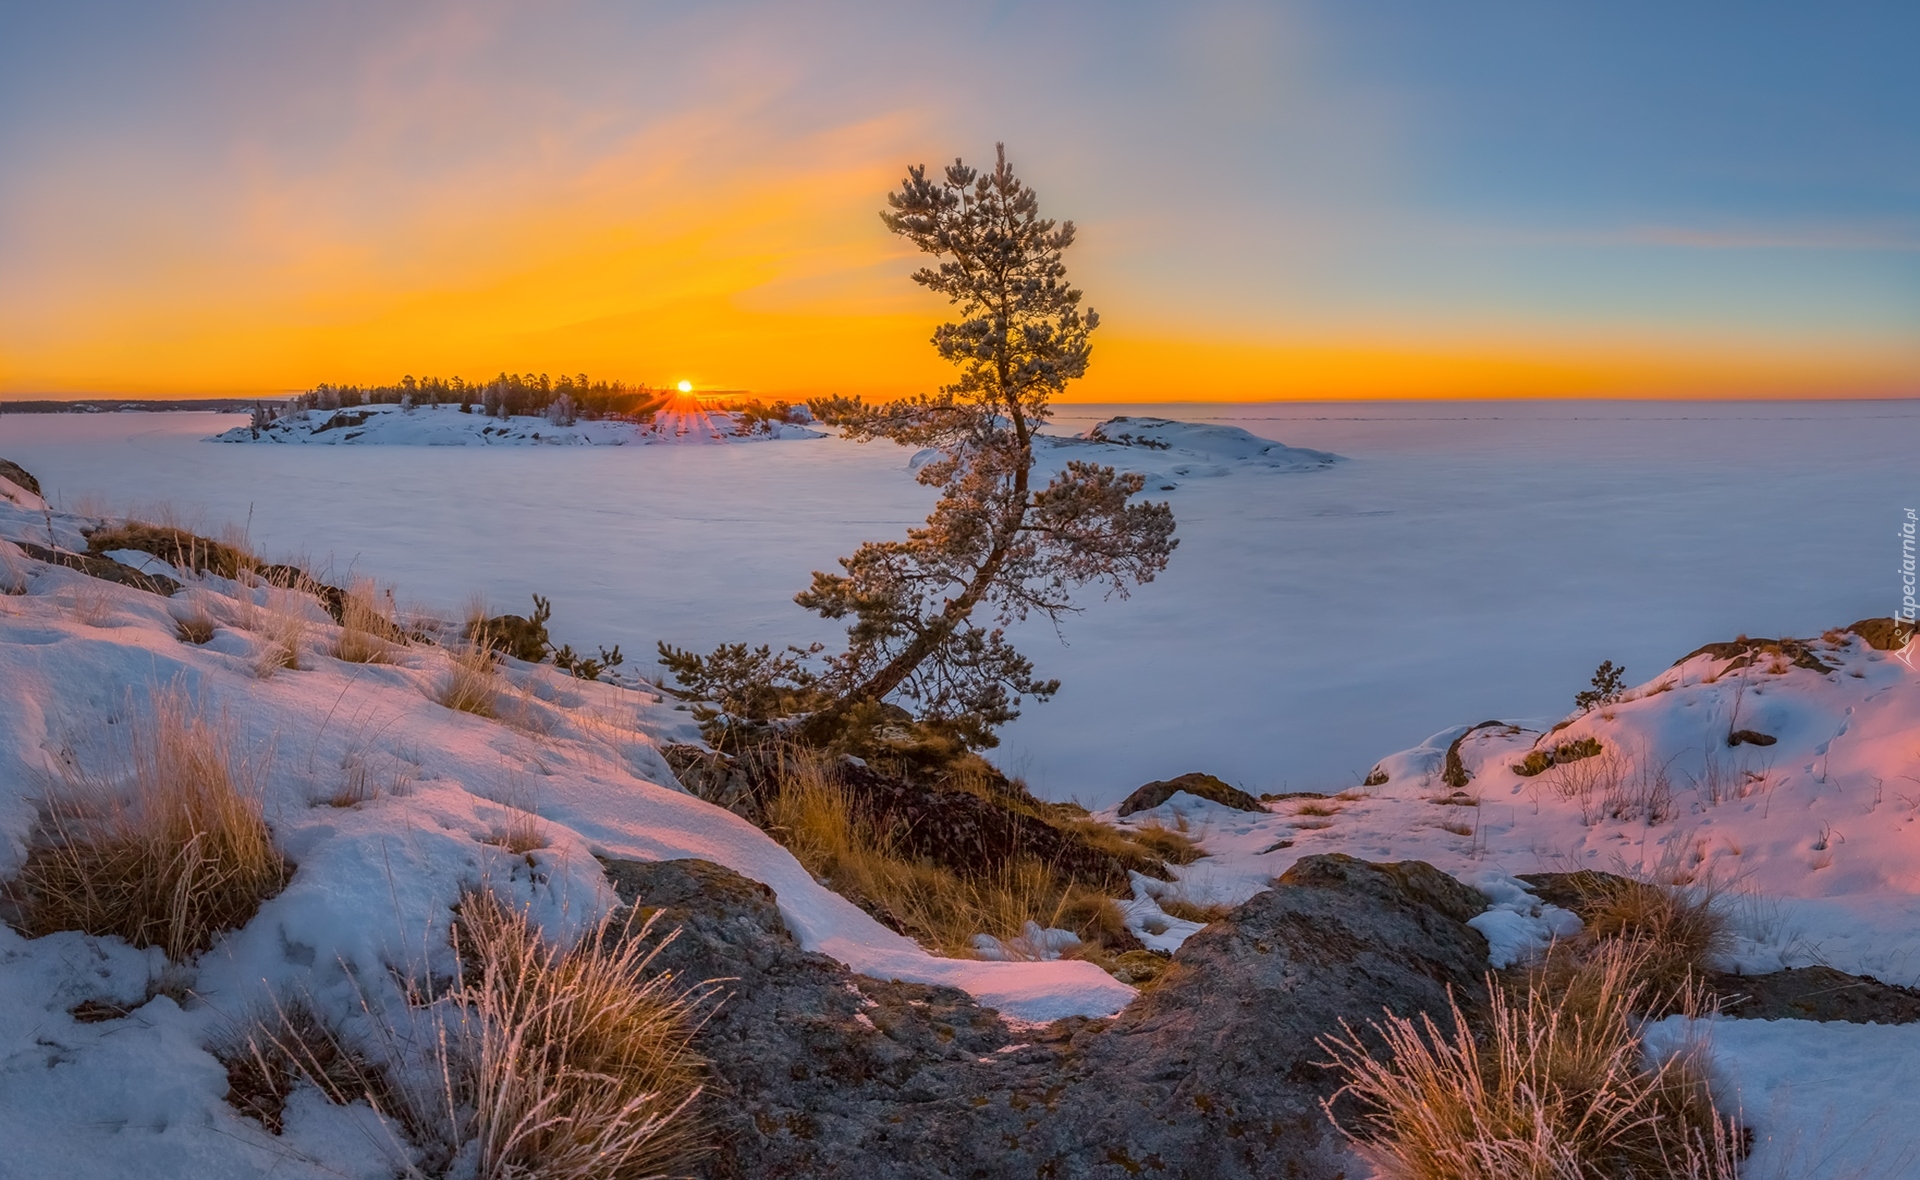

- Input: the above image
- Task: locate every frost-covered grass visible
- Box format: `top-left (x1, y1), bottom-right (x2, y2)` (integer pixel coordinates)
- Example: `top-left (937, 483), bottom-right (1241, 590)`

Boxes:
top-left (334, 579), bottom-right (399, 665)
top-left (8, 685), bottom-right (289, 961)
top-left (418, 890), bottom-right (708, 1180)
top-left (1324, 940), bottom-right (1740, 1180)
top-left (439, 636), bottom-right (500, 717)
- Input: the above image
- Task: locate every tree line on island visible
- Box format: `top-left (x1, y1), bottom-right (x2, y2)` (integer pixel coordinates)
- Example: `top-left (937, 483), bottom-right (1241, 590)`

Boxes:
top-left (283, 372), bottom-right (670, 422)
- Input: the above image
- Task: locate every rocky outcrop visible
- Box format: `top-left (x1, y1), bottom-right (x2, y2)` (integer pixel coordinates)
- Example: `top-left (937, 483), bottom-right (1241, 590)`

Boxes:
top-left (0, 458), bottom-right (41, 498)
top-left (606, 852), bottom-right (1490, 1180)
top-left (16, 542), bottom-right (181, 596)
top-left (1849, 617), bottom-right (1915, 653)
top-left (1674, 635), bottom-right (1834, 674)
top-left (1713, 965), bottom-right (1920, 1024)
top-left (1115, 771), bottom-right (1264, 817)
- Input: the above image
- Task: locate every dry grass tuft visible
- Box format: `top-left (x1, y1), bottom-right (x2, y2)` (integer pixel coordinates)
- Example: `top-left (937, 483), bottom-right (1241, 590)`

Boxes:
top-left (1323, 940), bottom-right (1740, 1180)
top-left (766, 749), bottom-right (1132, 960)
top-left (439, 636), bottom-right (500, 717)
top-left (334, 578), bottom-right (400, 664)
top-left (172, 594), bottom-right (217, 644)
top-left (1295, 801), bottom-right (1343, 818)
top-left (1066, 814), bottom-right (1204, 867)
top-left (223, 995), bottom-right (393, 1135)
top-left (1560, 875), bottom-right (1732, 1003)
top-left (6, 687), bottom-right (290, 961)
top-left (484, 808), bottom-right (549, 856)
top-left (428, 890), bottom-right (708, 1179)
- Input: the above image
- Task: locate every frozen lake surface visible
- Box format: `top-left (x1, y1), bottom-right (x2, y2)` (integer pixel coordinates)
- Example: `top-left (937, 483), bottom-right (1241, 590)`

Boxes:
top-left (2, 400), bottom-right (1913, 807)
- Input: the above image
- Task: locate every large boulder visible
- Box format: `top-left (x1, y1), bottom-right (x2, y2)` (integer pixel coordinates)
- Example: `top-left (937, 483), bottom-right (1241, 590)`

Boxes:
top-left (1116, 771), bottom-right (1264, 817)
top-left (605, 852), bottom-right (1490, 1179)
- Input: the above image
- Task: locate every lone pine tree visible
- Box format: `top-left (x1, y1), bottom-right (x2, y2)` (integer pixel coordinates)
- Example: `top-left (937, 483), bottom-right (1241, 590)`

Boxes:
top-left (661, 145), bottom-right (1177, 750)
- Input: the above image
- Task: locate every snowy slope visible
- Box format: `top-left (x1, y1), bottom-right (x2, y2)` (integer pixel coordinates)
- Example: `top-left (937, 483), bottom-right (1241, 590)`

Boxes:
top-left (212, 403), bottom-right (823, 446)
top-left (1110, 633), bottom-right (1920, 976)
top-left (0, 500), bottom-right (1129, 1178)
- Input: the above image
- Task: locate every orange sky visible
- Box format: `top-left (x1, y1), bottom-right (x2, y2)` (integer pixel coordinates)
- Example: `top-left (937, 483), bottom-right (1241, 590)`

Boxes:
top-left (2, 4), bottom-right (1914, 402)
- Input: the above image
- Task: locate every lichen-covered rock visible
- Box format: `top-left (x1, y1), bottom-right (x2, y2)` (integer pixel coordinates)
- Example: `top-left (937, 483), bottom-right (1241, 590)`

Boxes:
top-left (1115, 771), bottom-right (1264, 817)
top-left (606, 853), bottom-right (1490, 1179)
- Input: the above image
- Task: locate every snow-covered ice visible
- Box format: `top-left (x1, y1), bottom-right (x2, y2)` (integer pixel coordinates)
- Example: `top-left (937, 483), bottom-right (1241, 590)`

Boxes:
top-left (6, 399), bottom-right (1911, 809)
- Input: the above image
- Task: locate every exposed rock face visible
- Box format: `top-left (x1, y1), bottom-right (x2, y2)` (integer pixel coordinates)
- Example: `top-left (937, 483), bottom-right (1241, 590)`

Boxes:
top-left (16, 542), bottom-right (181, 596)
top-left (1115, 771), bottom-right (1264, 817)
top-left (1849, 616), bottom-right (1915, 653)
top-left (606, 852), bottom-right (1491, 1180)
top-left (1713, 966), bottom-right (1920, 1024)
top-left (0, 458), bottom-right (41, 498)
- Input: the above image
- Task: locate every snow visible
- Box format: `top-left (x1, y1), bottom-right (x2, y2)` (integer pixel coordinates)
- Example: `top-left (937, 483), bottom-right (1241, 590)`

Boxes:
top-left (1645, 1016), bottom-right (1920, 1178)
top-left (209, 402), bottom-right (824, 446)
top-left (0, 500), bottom-right (1132, 1177)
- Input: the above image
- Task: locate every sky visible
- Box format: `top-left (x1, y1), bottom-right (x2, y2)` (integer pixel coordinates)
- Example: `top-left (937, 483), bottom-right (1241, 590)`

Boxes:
top-left (1, 1), bottom-right (1915, 401)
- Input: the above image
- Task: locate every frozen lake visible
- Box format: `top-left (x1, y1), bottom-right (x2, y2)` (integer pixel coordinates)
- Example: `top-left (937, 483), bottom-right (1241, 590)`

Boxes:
top-left (2, 400), bottom-right (1913, 806)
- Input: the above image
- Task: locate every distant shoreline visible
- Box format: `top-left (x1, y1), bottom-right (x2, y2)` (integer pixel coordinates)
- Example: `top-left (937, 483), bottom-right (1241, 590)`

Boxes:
top-left (0, 398), bottom-right (257, 414)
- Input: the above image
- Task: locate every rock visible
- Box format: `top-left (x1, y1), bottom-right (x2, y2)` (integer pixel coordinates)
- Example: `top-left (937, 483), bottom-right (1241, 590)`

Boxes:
top-left (1116, 771), bottom-right (1263, 817)
top-left (16, 542), bottom-right (180, 596)
top-left (1848, 617), bottom-right (1915, 653)
top-left (837, 759), bottom-right (1167, 889)
top-left (1673, 636), bottom-right (1834, 674)
top-left (604, 852), bottom-right (1490, 1179)
top-left (0, 458), bottom-right (41, 498)
top-left (1713, 965), bottom-right (1920, 1024)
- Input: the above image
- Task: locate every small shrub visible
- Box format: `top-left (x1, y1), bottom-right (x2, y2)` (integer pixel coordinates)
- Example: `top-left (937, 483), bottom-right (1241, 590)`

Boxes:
top-left (552, 642), bottom-right (624, 681)
top-left (440, 638), bottom-right (499, 717)
top-left (6, 687), bottom-right (289, 960)
top-left (1575, 659), bottom-right (1627, 713)
top-left (1295, 802), bottom-right (1342, 818)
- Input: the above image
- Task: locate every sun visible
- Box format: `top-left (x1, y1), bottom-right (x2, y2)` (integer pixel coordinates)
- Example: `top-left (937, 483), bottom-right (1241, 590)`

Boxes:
top-left (676, 380), bottom-right (693, 393)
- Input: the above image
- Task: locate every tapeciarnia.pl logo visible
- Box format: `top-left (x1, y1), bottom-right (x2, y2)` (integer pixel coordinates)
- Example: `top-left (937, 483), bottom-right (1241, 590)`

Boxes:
top-left (1897, 508), bottom-right (1917, 669)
